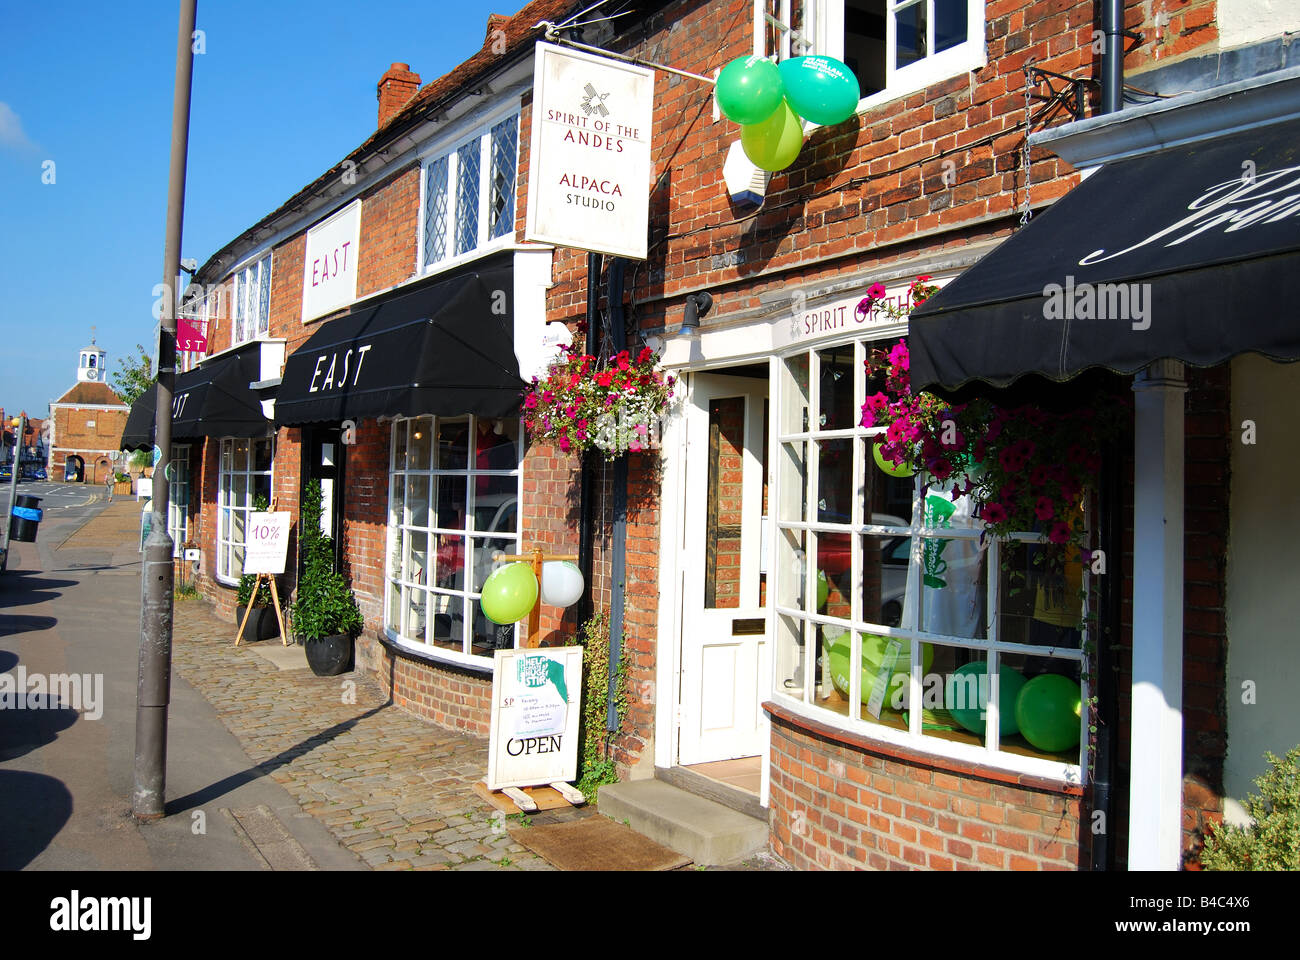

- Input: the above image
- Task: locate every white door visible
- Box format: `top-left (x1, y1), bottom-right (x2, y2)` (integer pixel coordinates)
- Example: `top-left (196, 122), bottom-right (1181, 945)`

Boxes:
top-left (678, 372), bottom-right (770, 764)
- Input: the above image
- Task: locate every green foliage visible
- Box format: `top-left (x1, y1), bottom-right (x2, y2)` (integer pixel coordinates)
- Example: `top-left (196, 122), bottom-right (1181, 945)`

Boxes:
top-left (174, 581), bottom-right (199, 600)
top-left (111, 343), bottom-right (154, 406)
top-left (1200, 745), bottom-right (1300, 871)
top-left (129, 450), bottom-right (151, 471)
top-left (290, 479), bottom-right (362, 642)
top-left (575, 610), bottom-right (629, 801)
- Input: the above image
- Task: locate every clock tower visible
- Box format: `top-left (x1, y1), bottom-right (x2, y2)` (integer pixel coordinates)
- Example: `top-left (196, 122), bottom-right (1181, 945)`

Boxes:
top-left (77, 331), bottom-right (107, 383)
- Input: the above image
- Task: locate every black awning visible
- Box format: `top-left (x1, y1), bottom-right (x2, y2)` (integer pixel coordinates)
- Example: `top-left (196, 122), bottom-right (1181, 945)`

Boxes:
top-left (274, 251), bottom-right (525, 427)
top-left (909, 117), bottom-right (1300, 394)
top-left (119, 349), bottom-right (270, 450)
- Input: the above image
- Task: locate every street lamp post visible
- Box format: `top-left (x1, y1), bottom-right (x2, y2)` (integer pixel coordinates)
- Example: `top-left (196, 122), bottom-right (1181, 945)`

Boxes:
top-left (133, 0), bottom-right (197, 821)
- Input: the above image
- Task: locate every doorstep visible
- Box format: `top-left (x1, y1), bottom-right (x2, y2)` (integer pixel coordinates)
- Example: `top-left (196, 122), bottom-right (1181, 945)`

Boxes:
top-left (655, 761), bottom-right (765, 821)
top-left (597, 779), bottom-right (769, 867)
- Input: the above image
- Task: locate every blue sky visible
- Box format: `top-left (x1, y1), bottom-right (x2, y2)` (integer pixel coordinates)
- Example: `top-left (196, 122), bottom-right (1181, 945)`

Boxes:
top-left (0, 0), bottom-right (527, 416)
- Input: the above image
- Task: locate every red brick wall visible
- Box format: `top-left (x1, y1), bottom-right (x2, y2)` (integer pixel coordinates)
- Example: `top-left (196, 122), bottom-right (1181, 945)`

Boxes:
top-left (357, 167), bottom-right (419, 298)
top-left (361, 635), bottom-right (494, 737)
top-left (768, 709), bottom-right (1084, 870)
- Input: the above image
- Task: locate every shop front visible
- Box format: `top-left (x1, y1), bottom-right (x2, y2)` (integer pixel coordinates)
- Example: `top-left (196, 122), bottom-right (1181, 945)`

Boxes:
top-left (274, 247), bottom-right (553, 733)
top-left (650, 262), bottom-right (1092, 870)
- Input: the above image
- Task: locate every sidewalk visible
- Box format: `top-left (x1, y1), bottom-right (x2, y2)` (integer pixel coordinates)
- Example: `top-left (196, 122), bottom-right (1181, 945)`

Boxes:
top-left (170, 597), bottom-right (553, 871)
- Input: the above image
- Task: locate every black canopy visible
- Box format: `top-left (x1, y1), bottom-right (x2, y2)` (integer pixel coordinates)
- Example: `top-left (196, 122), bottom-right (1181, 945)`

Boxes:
top-left (120, 349), bottom-right (270, 451)
top-left (274, 251), bottom-right (525, 426)
top-left (909, 117), bottom-right (1300, 394)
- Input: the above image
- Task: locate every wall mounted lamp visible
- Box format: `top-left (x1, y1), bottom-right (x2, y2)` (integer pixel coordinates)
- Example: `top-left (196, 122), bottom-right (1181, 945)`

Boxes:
top-left (676, 291), bottom-right (714, 340)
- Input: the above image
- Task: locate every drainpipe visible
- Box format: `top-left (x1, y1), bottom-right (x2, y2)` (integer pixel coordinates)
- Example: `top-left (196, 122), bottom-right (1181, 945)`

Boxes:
top-left (606, 257), bottom-right (628, 735)
top-left (1091, 434), bottom-right (1123, 870)
top-left (1101, 0), bottom-right (1125, 114)
top-left (577, 253), bottom-right (601, 633)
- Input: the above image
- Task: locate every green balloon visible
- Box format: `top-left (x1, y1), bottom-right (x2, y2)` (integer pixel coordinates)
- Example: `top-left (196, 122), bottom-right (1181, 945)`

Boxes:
top-left (480, 562), bottom-right (538, 625)
top-left (873, 442), bottom-right (915, 478)
top-left (947, 662), bottom-right (1028, 737)
top-left (1014, 674), bottom-right (1082, 753)
top-left (824, 632), bottom-right (932, 707)
top-left (716, 55), bottom-right (786, 125)
top-left (740, 99), bottom-right (804, 172)
top-left (816, 569), bottom-right (830, 609)
top-left (778, 56), bottom-right (861, 126)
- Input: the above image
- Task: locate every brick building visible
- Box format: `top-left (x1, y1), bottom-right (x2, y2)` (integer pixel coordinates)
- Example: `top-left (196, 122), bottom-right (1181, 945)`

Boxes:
top-left (172, 0), bottom-right (1300, 871)
top-left (48, 339), bottom-right (129, 483)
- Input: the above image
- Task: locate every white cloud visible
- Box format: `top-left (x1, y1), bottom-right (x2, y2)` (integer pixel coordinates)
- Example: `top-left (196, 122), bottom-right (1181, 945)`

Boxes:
top-left (0, 102), bottom-right (37, 152)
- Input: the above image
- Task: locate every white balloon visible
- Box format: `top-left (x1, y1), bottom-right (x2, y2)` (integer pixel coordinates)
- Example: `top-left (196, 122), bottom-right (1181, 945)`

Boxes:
top-left (540, 561), bottom-right (584, 607)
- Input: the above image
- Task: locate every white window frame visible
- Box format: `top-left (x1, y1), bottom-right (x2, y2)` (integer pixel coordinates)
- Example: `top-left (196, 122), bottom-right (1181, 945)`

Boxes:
top-left (168, 443), bottom-right (191, 558)
top-left (216, 436), bottom-right (274, 585)
top-left (230, 253), bottom-right (272, 348)
top-left (416, 102), bottom-right (520, 277)
top-left (384, 415), bottom-right (524, 670)
top-left (755, 0), bottom-right (986, 118)
top-left (769, 332), bottom-right (1088, 785)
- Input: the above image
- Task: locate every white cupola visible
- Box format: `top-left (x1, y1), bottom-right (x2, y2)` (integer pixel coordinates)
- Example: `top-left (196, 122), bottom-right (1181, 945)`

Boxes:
top-left (78, 332), bottom-right (107, 383)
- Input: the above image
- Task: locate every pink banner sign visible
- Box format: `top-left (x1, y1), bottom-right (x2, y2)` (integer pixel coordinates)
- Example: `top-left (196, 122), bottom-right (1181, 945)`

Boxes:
top-left (177, 318), bottom-right (208, 354)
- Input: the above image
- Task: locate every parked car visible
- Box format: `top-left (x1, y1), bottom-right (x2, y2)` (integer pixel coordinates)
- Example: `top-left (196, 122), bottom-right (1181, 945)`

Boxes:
top-left (0, 464), bottom-right (11, 482)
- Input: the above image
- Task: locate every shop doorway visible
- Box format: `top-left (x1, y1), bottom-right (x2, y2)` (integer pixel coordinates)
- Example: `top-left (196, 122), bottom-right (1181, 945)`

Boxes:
top-left (302, 427), bottom-right (345, 569)
top-left (677, 369), bottom-right (770, 766)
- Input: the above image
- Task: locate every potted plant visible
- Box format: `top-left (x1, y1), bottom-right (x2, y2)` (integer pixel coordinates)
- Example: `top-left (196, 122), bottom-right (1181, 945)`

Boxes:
top-left (290, 479), bottom-right (362, 676)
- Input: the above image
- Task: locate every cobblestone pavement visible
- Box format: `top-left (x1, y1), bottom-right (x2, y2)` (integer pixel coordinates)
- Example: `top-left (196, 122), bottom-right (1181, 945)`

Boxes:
top-left (171, 597), bottom-right (554, 871)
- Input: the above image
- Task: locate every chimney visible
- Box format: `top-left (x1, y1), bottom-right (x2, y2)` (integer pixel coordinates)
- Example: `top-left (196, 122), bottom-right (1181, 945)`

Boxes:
top-left (377, 62), bottom-right (421, 129)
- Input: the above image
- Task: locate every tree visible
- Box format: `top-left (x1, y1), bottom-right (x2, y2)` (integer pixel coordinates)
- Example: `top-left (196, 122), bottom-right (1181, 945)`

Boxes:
top-left (112, 343), bottom-right (154, 406)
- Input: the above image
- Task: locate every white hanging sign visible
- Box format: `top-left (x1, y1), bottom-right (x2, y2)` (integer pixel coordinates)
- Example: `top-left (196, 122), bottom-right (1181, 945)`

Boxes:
top-left (525, 41), bottom-right (654, 260)
top-left (487, 646), bottom-right (583, 790)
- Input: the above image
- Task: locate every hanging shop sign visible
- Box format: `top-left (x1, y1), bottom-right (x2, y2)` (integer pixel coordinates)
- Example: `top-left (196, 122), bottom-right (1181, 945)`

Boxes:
top-left (301, 200), bottom-right (362, 322)
top-left (525, 41), bottom-right (654, 260)
top-left (486, 645), bottom-right (583, 790)
top-left (242, 511), bottom-right (292, 576)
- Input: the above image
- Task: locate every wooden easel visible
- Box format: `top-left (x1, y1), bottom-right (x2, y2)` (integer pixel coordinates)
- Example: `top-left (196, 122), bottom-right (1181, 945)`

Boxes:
top-left (480, 546), bottom-right (586, 813)
top-left (235, 496), bottom-right (289, 646)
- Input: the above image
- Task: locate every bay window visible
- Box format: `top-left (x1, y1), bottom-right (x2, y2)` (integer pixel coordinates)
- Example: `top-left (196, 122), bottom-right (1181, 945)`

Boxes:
top-left (773, 338), bottom-right (1088, 780)
top-left (420, 110), bottom-right (519, 272)
top-left (217, 437), bottom-right (274, 584)
top-left (385, 415), bottom-right (523, 667)
top-left (757, 0), bottom-right (985, 110)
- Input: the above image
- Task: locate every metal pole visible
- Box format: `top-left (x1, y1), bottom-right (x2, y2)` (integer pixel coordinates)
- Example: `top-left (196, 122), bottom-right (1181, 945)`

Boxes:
top-left (1, 414), bottom-right (24, 569)
top-left (133, 0), bottom-right (196, 821)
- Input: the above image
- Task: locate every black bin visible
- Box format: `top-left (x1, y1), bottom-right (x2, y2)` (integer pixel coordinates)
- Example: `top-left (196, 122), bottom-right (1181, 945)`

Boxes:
top-left (9, 494), bottom-right (43, 543)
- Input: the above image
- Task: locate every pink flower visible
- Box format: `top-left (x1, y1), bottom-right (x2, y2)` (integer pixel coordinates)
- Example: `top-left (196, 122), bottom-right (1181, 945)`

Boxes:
top-left (559, 436), bottom-right (571, 452)
top-left (542, 390), bottom-right (555, 404)
top-left (927, 458), bottom-right (953, 481)
top-left (982, 502), bottom-right (1008, 525)
top-left (1048, 522), bottom-right (1073, 544)
top-left (524, 394), bottom-right (538, 410)
top-left (1034, 496), bottom-right (1055, 521)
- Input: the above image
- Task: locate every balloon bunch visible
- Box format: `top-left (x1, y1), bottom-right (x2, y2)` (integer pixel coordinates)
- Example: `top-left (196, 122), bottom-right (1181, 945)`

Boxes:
top-left (715, 54), bottom-right (860, 172)
top-left (480, 560), bottom-right (585, 625)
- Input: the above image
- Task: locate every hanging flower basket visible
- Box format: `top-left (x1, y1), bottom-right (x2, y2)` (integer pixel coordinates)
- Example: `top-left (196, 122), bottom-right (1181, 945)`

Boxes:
top-left (522, 344), bottom-right (676, 460)
top-left (858, 278), bottom-right (1127, 574)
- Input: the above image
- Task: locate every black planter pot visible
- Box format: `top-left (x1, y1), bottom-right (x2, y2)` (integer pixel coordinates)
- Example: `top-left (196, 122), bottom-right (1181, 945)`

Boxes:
top-left (303, 632), bottom-right (354, 676)
top-left (237, 604), bottom-right (281, 642)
